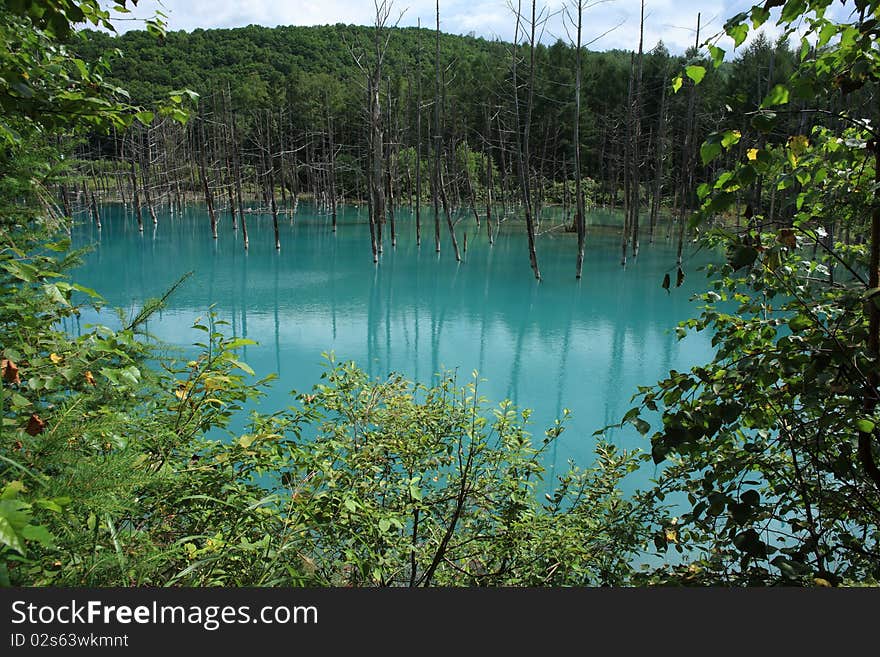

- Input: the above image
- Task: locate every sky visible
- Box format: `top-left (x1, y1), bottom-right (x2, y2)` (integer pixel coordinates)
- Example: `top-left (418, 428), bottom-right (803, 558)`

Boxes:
top-left (105, 0), bottom-right (792, 55)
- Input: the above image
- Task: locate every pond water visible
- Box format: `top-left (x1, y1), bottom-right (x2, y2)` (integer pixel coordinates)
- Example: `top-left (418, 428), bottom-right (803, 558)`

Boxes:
top-left (69, 202), bottom-right (718, 491)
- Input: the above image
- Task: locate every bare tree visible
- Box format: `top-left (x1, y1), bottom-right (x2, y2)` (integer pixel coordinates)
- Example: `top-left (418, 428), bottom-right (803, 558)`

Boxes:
top-left (347, 0), bottom-right (401, 263)
top-left (510, 0), bottom-right (542, 280)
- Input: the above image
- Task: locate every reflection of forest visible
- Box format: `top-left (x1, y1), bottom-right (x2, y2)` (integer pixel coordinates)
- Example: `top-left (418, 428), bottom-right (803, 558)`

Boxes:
top-left (72, 204), bottom-right (717, 476)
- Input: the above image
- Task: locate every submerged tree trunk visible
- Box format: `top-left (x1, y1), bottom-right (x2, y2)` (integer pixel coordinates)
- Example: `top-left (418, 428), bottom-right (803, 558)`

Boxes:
top-left (622, 53), bottom-right (633, 267)
top-left (677, 13), bottom-right (701, 267)
top-left (231, 108), bottom-right (248, 250)
top-left (439, 161), bottom-right (461, 261)
top-left (141, 127), bottom-right (159, 225)
top-left (573, 0), bottom-right (586, 279)
top-left (650, 67), bottom-right (668, 244)
top-left (433, 1), bottom-right (442, 254)
top-left (512, 0), bottom-right (541, 280)
top-left (415, 18), bottom-right (423, 246)
top-left (483, 124), bottom-right (494, 245)
top-left (128, 133), bottom-right (143, 233)
top-left (267, 111), bottom-right (281, 250)
top-left (198, 116), bottom-right (218, 239)
top-left (630, 0), bottom-right (645, 258)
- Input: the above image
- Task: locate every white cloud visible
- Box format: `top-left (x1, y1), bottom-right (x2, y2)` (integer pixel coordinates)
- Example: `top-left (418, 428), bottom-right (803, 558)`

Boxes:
top-left (102, 1), bottom-right (848, 56)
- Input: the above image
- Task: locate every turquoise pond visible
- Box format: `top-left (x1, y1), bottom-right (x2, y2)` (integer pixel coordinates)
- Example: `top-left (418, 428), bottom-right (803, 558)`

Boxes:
top-left (68, 202), bottom-right (718, 491)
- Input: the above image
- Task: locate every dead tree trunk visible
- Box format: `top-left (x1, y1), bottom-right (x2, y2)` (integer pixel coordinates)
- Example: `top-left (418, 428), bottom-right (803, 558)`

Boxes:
top-left (141, 127), bottom-right (159, 225)
top-left (432, 1), bottom-right (442, 253)
top-left (415, 18), bottom-right (423, 246)
top-left (267, 110), bottom-right (281, 250)
top-left (622, 54), bottom-right (634, 267)
top-left (231, 108), bottom-right (248, 249)
top-left (483, 111), bottom-right (494, 245)
top-left (512, 0), bottom-right (541, 280)
top-left (573, 0), bottom-right (586, 279)
top-left (198, 116), bottom-right (218, 239)
top-left (650, 65), bottom-right (668, 244)
top-left (439, 161), bottom-right (461, 261)
top-left (630, 0), bottom-right (645, 258)
top-left (677, 13), bottom-right (701, 267)
top-left (128, 132), bottom-right (143, 232)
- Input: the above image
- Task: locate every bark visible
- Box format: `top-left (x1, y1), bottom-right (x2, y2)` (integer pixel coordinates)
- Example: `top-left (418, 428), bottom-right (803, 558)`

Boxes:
top-left (198, 116), bottom-right (218, 239)
top-left (416, 18), bottom-right (423, 246)
top-left (433, 1), bottom-right (442, 253)
top-left (676, 14), bottom-right (701, 267)
top-left (573, 0), bottom-right (586, 279)
top-left (231, 108), bottom-right (248, 249)
top-left (650, 67), bottom-right (668, 244)
top-left (512, 0), bottom-right (541, 280)
top-left (630, 0), bottom-right (645, 258)
top-left (128, 133), bottom-right (143, 232)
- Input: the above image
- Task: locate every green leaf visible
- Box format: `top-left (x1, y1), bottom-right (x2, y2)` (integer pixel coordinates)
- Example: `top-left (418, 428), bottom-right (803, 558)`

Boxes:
top-left (21, 524), bottom-right (55, 548)
top-left (787, 314), bottom-right (811, 332)
top-left (135, 110), bottom-right (154, 125)
top-left (726, 22), bottom-right (749, 47)
top-left (781, 0), bottom-right (807, 23)
top-left (229, 359), bottom-right (255, 376)
top-left (685, 65), bottom-right (706, 85)
top-left (856, 419), bottom-right (875, 433)
top-left (118, 366), bottom-right (140, 386)
top-left (700, 140), bottom-right (723, 166)
top-left (1, 481), bottom-right (25, 500)
top-left (749, 6), bottom-right (770, 28)
top-left (633, 418), bottom-right (650, 435)
top-left (2, 260), bottom-right (40, 283)
top-left (72, 283), bottom-right (102, 299)
top-left (762, 84), bottom-right (790, 108)
top-left (0, 516), bottom-right (26, 555)
top-left (43, 239), bottom-right (71, 252)
top-left (817, 22), bottom-right (838, 48)
top-left (721, 130), bottom-right (742, 148)
top-left (708, 45), bottom-right (725, 68)
top-left (44, 283), bottom-right (70, 307)
top-left (10, 393), bottom-right (30, 408)
top-left (378, 518), bottom-right (391, 532)
top-left (671, 75), bottom-right (683, 93)
top-left (226, 338), bottom-right (257, 349)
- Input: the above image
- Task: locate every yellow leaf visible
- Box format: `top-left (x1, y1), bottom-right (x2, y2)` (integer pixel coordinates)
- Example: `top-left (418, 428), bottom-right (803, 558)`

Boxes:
top-left (747, 148), bottom-right (759, 161)
top-left (787, 134), bottom-right (809, 156)
top-left (813, 577), bottom-right (832, 587)
top-left (665, 528), bottom-right (678, 543)
top-left (84, 370), bottom-right (96, 386)
top-left (50, 353), bottom-right (62, 364)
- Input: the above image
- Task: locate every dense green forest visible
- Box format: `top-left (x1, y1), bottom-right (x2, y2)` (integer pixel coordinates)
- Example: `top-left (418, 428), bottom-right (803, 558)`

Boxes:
top-left (67, 12), bottom-right (849, 270)
top-left (1, 0), bottom-right (879, 586)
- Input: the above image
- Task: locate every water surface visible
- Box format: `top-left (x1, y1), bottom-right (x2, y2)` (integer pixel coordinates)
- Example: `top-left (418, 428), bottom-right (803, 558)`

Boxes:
top-left (70, 203), bottom-right (717, 487)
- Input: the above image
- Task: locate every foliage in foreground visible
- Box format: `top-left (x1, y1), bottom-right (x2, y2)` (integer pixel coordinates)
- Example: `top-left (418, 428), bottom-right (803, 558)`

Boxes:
top-left (0, 239), bottom-right (656, 585)
top-left (616, 0), bottom-right (880, 586)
